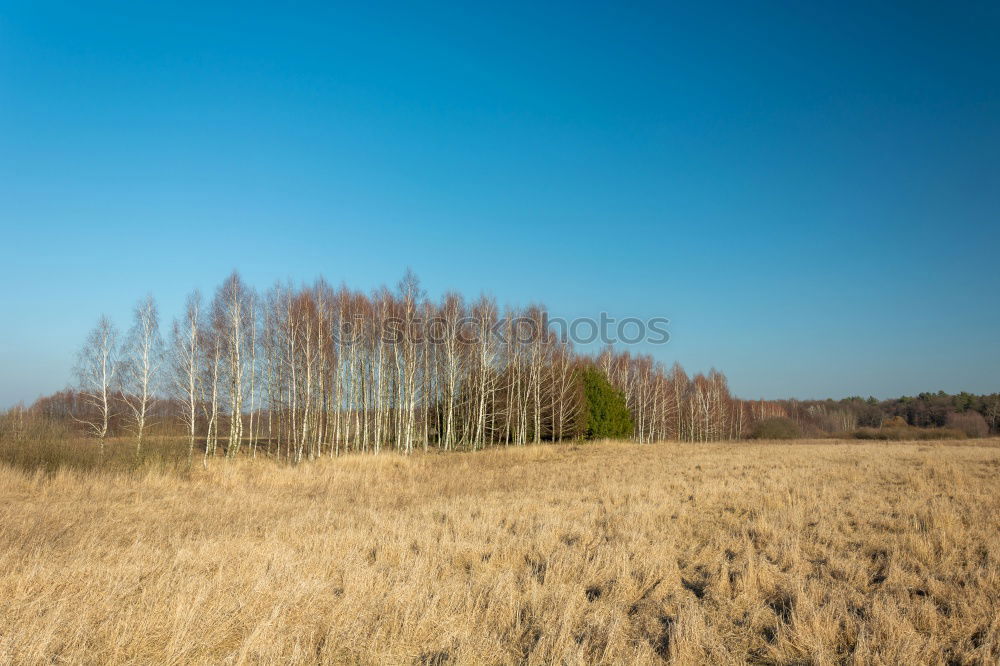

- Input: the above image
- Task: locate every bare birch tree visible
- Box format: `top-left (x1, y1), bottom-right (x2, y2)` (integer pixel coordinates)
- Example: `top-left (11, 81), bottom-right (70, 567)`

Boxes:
top-left (171, 290), bottom-right (202, 463)
top-left (121, 295), bottom-right (163, 453)
top-left (73, 316), bottom-right (120, 448)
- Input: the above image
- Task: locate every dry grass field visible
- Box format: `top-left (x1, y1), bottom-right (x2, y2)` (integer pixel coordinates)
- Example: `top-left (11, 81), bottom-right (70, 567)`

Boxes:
top-left (1, 439), bottom-right (999, 665)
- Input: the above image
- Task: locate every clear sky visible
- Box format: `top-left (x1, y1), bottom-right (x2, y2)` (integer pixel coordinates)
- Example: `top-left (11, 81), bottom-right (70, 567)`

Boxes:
top-left (1, 1), bottom-right (998, 408)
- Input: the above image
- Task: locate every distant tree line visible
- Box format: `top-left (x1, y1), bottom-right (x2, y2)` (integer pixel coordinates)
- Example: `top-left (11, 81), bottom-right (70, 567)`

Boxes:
top-left (777, 393), bottom-right (1000, 438)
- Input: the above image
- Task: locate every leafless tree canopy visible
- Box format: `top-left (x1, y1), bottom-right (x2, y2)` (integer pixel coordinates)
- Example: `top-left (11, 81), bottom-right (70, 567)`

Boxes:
top-left (66, 270), bottom-right (791, 461)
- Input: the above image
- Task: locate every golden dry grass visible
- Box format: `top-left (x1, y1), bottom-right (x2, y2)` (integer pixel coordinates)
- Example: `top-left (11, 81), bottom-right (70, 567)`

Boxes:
top-left (1, 439), bottom-right (999, 665)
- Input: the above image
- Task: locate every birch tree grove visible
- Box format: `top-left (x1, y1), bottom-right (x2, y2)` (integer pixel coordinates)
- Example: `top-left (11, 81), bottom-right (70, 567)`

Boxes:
top-left (70, 270), bottom-right (787, 460)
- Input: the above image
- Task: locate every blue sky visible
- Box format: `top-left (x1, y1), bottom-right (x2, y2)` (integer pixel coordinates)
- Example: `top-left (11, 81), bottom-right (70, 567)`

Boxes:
top-left (1, 0), bottom-right (998, 407)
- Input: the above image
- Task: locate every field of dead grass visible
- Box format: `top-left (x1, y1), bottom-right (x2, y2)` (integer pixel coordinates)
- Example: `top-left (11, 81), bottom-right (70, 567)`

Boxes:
top-left (1, 439), bottom-right (998, 664)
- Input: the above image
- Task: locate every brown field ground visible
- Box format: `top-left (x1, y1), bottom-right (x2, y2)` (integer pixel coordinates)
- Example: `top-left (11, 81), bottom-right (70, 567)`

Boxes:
top-left (1, 439), bottom-right (999, 665)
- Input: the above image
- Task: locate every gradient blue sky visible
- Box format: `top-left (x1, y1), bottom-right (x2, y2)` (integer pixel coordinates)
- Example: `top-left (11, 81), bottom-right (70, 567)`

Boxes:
top-left (1, 1), bottom-right (998, 407)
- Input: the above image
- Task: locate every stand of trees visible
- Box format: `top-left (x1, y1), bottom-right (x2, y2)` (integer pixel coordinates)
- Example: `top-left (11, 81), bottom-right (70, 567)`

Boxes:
top-left (36, 270), bottom-right (795, 463)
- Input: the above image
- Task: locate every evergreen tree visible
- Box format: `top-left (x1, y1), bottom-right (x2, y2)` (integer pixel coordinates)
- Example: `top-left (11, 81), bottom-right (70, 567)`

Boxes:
top-left (580, 366), bottom-right (633, 440)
